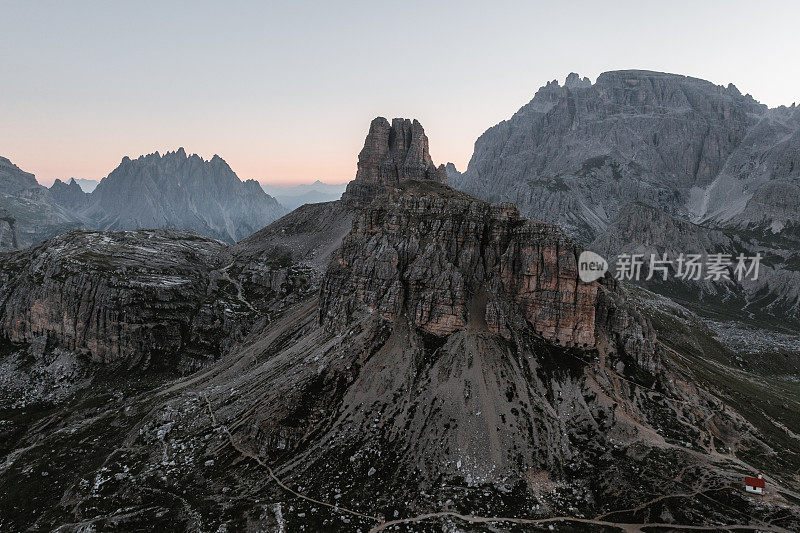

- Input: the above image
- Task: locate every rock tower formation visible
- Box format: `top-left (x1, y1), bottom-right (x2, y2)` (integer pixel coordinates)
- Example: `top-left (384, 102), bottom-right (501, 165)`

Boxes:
top-left (342, 117), bottom-right (447, 203)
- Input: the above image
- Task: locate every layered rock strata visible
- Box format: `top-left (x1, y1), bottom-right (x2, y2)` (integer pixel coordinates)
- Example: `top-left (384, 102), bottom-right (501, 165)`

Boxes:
top-left (323, 180), bottom-right (653, 354)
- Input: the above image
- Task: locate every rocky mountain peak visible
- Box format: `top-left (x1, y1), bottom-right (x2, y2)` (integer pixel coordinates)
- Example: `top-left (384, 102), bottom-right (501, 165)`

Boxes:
top-left (0, 155), bottom-right (40, 194)
top-left (342, 116), bottom-right (447, 203)
top-left (283, 180), bottom-right (749, 501)
top-left (444, 162), bottom-right (462, 185)
top-left (49, 177), bottom-right (79, 190)
top-left (50, 177), bottom-right (89, 211)
top-left (454, 69), bottom-right (789, 244)
top-left (85, 148), bottom-right (286, 242)
top-left (564, 72), bottom-right (591, 88)
top-left (0, 156), bottom-right (84, 248)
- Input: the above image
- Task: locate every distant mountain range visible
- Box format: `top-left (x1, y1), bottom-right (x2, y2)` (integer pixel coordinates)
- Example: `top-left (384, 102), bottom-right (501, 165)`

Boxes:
top-left (84, 149), bottom-right (286, 242)
top-left (0, 150), bottom-right (287, 250)
top-left (450, 69), bottom-right (800, 327)
top-left (260, 180), bottom-right (347, 210)
top-left (450, 70), bottom-right (799, 241)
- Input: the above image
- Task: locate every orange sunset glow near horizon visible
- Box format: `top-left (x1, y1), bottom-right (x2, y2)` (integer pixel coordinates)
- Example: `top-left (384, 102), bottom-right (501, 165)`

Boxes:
top-left (3, 1), bottom-right (798, 188)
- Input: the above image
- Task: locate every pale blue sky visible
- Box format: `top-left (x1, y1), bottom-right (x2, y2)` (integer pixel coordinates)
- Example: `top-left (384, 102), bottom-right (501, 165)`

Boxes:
top-left (1, 0), bottom-right (798, 185)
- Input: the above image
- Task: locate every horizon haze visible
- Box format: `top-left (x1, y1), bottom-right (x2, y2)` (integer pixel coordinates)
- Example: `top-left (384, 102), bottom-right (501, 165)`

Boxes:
top-left (2, 0), bottom-right (799, 186)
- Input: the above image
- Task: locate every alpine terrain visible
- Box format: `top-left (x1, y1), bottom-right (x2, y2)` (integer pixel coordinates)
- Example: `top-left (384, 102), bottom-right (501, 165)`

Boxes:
top-left (451, 70), bottom-right (800, 329)
top-left (0, 149), bottom-right (287, 250)
top-left (1, 116), bottom-right (798, 532)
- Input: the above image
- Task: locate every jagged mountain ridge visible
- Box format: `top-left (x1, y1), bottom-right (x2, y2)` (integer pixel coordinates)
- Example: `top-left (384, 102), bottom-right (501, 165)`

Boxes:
top-left (450, 69), bottom-right (800, 326)
top-left (49, 178), bottom-right (89, 211)
top-left (0, 156), bottom-right (84, 250)
top-left (451, 69), bottom-right (799, 242)
top-left (0, 150), bottom-right (288, 250)
top-left (85, 148), bottom-right (287, 243)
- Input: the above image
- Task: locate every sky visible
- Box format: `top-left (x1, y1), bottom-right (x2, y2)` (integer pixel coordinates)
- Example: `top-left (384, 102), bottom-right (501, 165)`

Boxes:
top-left (1, 1), bottom-right (798, 186)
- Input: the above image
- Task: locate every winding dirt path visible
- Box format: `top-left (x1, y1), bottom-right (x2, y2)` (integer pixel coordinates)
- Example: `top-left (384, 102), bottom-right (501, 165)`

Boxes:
top-left (217, 261), bottom-right (256, 312)
top-left (203, 394), bottom-right (791, 533)
top-left (203, 395), bottom-right (381, 523)
top-left (367, 511), bottom-right (790, 532)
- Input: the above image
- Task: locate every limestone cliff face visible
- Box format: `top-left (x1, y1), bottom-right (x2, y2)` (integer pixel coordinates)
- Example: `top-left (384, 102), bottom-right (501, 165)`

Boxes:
top-left (342, 117), bottom-right (446, 203)
top-left (0, 230), bottom-right (234, 370)
top-left (0, 229), bottom-right (311, 371)
top-left (228, 182), bottom-right (743, 500)
top-left (0, 200), bottom-right (347, 372)
top-left (322, 181), bottom-right (653, 356)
